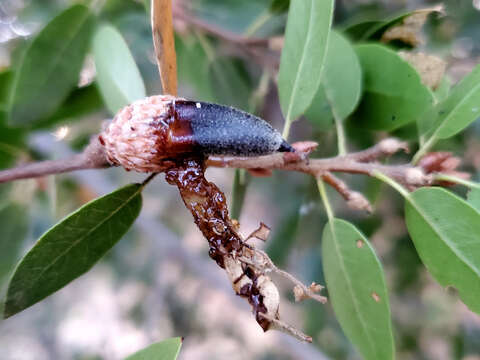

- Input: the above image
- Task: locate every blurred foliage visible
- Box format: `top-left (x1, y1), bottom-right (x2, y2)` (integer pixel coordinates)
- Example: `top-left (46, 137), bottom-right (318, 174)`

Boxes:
top-left (1, 0), bottom-right (480, 359)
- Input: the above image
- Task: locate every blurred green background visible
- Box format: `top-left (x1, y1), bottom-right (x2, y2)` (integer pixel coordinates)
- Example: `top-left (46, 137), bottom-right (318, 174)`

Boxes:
top-left (1, 0), bottom-right (480, 359)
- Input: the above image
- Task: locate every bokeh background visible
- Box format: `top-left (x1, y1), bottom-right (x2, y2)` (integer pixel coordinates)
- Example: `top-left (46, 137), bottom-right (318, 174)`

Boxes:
top-left (1, 0), bottom-right (480, 359)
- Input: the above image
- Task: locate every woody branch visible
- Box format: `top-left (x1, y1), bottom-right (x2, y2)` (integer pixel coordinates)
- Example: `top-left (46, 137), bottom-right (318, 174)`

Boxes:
top-left (0, 137), bottom-right (447, 199)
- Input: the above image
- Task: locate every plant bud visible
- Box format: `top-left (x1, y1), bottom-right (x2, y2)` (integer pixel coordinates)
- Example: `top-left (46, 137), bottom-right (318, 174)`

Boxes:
top-left (100, 95), bottom-right (293, 172)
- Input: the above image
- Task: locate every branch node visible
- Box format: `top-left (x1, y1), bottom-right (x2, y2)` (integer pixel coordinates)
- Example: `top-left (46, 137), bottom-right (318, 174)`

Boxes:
top-left (347, 191), bottom-right (374, 213)
top-left (406, 167), bottom-right (430, 186)
top-left (322, 172), bottom-right (373, 213)
top-left (352, 137), bottom-right (409, 162)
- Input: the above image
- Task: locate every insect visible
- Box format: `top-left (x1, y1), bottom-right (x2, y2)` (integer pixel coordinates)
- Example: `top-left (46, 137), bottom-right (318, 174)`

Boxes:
top-left (101, 95), bottom-right (293, 172)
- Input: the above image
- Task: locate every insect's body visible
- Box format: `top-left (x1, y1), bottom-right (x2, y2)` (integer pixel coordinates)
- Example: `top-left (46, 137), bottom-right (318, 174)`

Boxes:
top-left (173, 100), bottom-right (292, 156)
top-left (101, 95), bottom-right (293, 172)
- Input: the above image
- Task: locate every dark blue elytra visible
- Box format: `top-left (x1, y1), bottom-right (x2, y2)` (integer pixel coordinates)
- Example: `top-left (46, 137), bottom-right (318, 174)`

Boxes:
top-left (173, 100), bottom-right (293, 156)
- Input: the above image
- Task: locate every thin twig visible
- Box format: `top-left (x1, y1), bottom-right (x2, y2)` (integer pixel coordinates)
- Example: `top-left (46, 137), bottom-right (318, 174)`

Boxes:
top-left (0, 138), bottom-right (431, 194)
top-left (349, 138), bottom-right (409, 162)
top-left (206, 139), bottom-right (425, 188)
top-left (172, 3), bottom-right (279, 71)
top-left (254, 249), bottom-right (327, 304)
top-left (259, 313), bottom-right (313, 343)
top-left (172, 5), bottom-right (269, 47)
top-left (322, 172), bottom-right (373, 212)
top-left (0, 137), bottom-right (109, 184)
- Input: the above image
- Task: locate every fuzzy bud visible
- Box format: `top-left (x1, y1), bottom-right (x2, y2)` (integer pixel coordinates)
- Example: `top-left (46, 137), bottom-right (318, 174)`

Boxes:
top-left (100, 95), bottom-right (178, 172)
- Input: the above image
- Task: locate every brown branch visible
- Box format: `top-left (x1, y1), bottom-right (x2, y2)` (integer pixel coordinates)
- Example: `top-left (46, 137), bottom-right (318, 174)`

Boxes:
top-left (0, 137), bottom-right (436, 197)
top-left (172, 5), bottom-right (269, 47)
top-left (205, 139), bottom-right (428, 188)
top-left (349, 138), bottom-right (409, 162)
top-left (322, 172), bottom-right (373, 213)
top-left (0, 136), bottom-right (110, 184)
top-left (172, 3), bottom-right (279, 71)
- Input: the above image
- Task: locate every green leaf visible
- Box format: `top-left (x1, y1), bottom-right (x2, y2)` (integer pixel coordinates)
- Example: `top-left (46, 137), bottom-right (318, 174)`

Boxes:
top-left (0, 95), bottom-right (26, 169)
top-left (176, 36), bottom-right (215, 103)
top-left (354, 44), bottom-right (433, 131)
top-left (433, 76), bottom-right (451, 103)
top-left (305, 31), bottom-right (362, 130)
top-left (8, 5), bottom-right (95, 126)
top-left (0, 123), bottom-right (25, 169)
top-left (269, 0), bottom-right (290, 14)
top-left (343, 20), bottom-right (384, 41)
top-left (208, 57), bottom-right (251, 111)
top-left (93, 24), bottom-right (146, 115)
top-left (358, 7), bottom-right (443, 43)
top-left (230, 169), bottom-right (250, 221)
top-left (125, 338), bottom-right (182, 360)
top-left (33, 84), bottom-right (103, 129)
top-left (422, 64), bottom-right (480, 140)
top-left (322, 219), bottom-right (395, 360)
top-left (467, 188), bottom-right (480, 213)
top-left (192, 0), bottom-right (270, 35)
top-left (267, 202), bottom-right (301, 267)
top-left (405, 187), bottom-right (480, 314)
top-left (0, 70), bottom-right (12, 112)
top-left (278, 0), bottom-right (334, 126)
top-left (4, 184), bottom-right (143, 318)
top-left (0, 204), bottom-right (28, 283)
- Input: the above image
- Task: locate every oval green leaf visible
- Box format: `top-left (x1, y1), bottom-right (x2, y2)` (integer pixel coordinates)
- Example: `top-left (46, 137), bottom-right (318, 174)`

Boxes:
top-left (421, 64), bottom-right (480, 140)
top-left (208, 57), bottom-right (251, 111)
top-left (0, 204), bottom-right (28, 283)
top-left (176, 36), bottom-right (215, 103)
top-left (34, 84), bottom-right (103, 129)
top-left (344, 6), bottom-right (442, 45)
top-left (230, 169), bottom-right (250, 221)
top-left (343, 20), bottom-right (384, 41)
top-left (467, 188), bottom-right (480, 213)
top-left (269, 0), bottom-right (290, 14)
top-left (93, 24), bottom-right (146, 115)
top-left (278, 0), bottom-right (334, 125)
top-left (0, 70), bottom-right (12, 112)
top-left (3, 184), bottom-right (143, 318)
top-left (125, 337), bottom-right (183, 360)
top-left (354, 44), bottom-right (433, 131)
top-left (267, 200), bottom-right (301, 267)
top-left (405, 187), bottom-right (480, 314)
top-left (305, 30), bottom-right (362, 130)
top-left (433, 76), bottom-right (451, 103)
top-left (8, 5), bottom-right (95, 126)
top-left (322, 219), bottom-right (395, 360)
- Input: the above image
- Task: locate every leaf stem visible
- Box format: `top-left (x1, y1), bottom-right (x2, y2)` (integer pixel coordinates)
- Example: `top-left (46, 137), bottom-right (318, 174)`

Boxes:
top-left (249, 70), bottom-right (270, 114)
top-left (434, 174), bottom-right (480, 189)
top-left (282, 118), bottom-right (292, 140)
top-left (332, 109), bottom-right (347, 156)
top-left (412, 133), bottom-right (437, 164)
top-left (141, 173), bottom-right (159, 188)
top-left (373, 171), bottom-right (409, 198)
top-left (195, 31), bottom-right (216, 62)
top-left (244, 10), bottom-right (272, 37)
top-left (317, 179), bottom-right (334, 221)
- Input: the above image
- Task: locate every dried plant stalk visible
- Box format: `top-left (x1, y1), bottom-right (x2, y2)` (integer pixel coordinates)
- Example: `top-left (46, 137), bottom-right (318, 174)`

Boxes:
top-left (164, 157), bottom-right (319, 342)
top-left (151, 0), bottom-right (178, 95)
